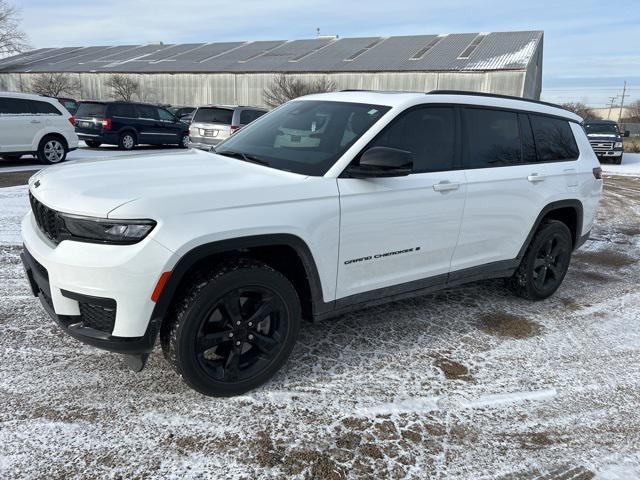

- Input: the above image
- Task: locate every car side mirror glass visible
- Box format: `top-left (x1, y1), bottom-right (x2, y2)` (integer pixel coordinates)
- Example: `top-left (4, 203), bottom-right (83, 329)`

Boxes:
top-left (346, 146), bottom-right (413, 178)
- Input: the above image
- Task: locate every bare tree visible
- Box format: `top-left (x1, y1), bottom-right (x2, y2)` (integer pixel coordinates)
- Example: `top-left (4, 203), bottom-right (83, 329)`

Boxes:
top-left (0, 0), bottom-right (28, 57)
top-left (105, 74), bottom-right (140, 102)
top-left (263, 74), bottom-right (335, 108)
top-left (29, 73), bottom-right (80, 97)
top-left (560, 102), bottom-right (595, 120)
top-left (625, 100), bottom-right (640, 122)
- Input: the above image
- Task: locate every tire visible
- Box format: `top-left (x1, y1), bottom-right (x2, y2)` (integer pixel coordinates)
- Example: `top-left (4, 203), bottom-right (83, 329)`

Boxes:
top-left (161, 259), bottom-right (301, 397)
top-left (118, 132), bottom-right (136, 150)
top-left (85, 140), bottom-right (102, 148)
top-left (36, 135), bottom-right (67, 165)
top-left (178, 133), bottom-right (189, 148)
top-left (507, 219), bottom-right (573, 300)
top-left (615, 156), bottom-right (623, 165)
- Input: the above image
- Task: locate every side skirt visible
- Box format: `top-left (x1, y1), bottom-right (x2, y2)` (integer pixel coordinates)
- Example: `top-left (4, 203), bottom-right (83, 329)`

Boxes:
top-left (314, 259), bottom-right (519, 322)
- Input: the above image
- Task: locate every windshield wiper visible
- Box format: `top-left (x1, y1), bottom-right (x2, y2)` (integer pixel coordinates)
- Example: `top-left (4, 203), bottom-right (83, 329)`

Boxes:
top-left (216, 149), bottom-right (270, 166)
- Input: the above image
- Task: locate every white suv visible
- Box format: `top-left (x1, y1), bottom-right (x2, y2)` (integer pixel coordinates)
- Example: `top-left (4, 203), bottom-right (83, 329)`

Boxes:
top-left (21, 91), bottom-right (602, 396)
top-left (0, 92), bottom-right (79, 164)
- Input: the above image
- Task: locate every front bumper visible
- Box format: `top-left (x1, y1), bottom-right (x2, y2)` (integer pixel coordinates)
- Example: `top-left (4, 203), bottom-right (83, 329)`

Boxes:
top-left (596, 150), bottom-right (623, 158)
top-left (21, 212), bottom-right (174, 352)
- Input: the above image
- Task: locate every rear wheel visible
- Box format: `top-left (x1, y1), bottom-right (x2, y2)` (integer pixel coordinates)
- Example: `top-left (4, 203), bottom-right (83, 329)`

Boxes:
top-left (178, 133), bottom-right (189, 148)
top-left (36, 136), bottom-right (67, 164)
top-left (85, 140), bottom-right (102, 148)
top-left (507, 220), bottom-right (572, 300)
top-left (118, 132), bottom-right (136, 150)
top-left (161, 259), bottom-right (301, 396)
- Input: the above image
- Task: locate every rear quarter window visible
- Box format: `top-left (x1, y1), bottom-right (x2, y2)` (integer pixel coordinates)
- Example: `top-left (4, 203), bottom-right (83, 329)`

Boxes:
top-left (530, 114), bottom-right (579, 162)
top-left (30, 100), bottom-right (62, 115)
top-left (76, 102), bottom-right (107, 118)
top-left (193, 107), bottom-right (233, 124)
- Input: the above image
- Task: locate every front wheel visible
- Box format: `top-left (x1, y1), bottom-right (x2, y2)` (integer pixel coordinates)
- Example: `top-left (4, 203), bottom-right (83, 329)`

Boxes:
top-left (507, 220), bottom-right (572, 300)
top-left (161, 259), bottom-right (301, 396)
top-left (37, 136), bottom-right (67, 164)
top-left (178, 133), bottom-right (189, 148)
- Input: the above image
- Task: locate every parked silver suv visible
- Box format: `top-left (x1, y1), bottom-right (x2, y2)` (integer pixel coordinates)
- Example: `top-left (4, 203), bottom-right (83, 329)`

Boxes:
top-left (188, 105), bottom-right (267, 150)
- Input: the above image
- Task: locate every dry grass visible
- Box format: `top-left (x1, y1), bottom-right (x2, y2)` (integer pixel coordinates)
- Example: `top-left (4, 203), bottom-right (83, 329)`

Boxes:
top-left (479, 312), bottom-right (542, 339)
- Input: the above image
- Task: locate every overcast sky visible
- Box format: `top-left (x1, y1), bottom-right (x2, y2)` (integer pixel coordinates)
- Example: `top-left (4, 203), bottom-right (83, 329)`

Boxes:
top-left (14, 0), bottom-right (640, 107)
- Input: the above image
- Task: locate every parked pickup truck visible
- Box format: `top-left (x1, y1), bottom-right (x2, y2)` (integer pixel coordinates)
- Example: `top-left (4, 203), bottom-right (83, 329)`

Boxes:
top-left (584, 120), bottom-right (629, 165)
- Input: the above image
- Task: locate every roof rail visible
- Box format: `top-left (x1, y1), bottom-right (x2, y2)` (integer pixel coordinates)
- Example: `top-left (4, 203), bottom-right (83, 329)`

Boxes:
top-left (428, 90), bottom-right (569, 112)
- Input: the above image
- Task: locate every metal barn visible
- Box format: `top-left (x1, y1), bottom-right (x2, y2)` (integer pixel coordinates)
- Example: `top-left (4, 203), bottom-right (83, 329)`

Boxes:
top-left (0, 31), bottom-right (543, 107)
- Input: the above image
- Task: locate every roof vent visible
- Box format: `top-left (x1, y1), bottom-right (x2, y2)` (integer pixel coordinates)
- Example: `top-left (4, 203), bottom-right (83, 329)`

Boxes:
top-left (344, 38), bottom-right (385, 62)
top-left (409, 35), bottom-right (446, 60)
top-left (458, 33), bottom-right (489, 59)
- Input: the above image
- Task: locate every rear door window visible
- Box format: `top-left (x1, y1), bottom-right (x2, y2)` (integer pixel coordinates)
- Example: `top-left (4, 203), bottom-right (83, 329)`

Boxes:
top-left (193, 107), bottom-right (233, 124)
top-left (136, 105), bottom-right (159, 120)
top-left (464, 108), bottom-right (521, 168)
top-left (76, 102), bottom-right (107, 118)
top-left (529, 114), bottom-right (579, 162)
top-left (240, 109), bottom-right (266, 125)
top-left (109, 103), bottom-right (137, 118)
top-left (0, 97), bottom-right (34, 115)
top-left (366, 106), bottom-right (457, 173)
top-left (30, 100), bottom-right (62, 115)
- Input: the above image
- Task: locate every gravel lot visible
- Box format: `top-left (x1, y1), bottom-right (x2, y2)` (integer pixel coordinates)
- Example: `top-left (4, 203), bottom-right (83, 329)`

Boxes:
top-left (0, 169), bottom-right (639, 478)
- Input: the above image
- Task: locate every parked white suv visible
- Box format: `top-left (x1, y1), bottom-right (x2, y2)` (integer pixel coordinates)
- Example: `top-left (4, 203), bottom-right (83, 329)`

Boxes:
top-left (0, 92), bottom-right (79, 164)
top-left (21, 91), bottom-right (602, 396)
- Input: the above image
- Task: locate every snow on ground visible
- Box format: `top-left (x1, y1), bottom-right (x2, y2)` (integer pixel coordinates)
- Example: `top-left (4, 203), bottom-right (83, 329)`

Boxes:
top-left (0, 185), bottom-right (28, 245)
top-left (0, 142), bottom-right (180, 173)
top-left (0, 176), bottom-right (640, 478)
top-left (601, 152), bottom-right (640, 176)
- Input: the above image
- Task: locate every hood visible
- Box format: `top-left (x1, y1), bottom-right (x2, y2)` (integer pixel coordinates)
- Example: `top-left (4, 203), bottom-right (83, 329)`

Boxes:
top-left (29, 149), bottom-right (309, 217)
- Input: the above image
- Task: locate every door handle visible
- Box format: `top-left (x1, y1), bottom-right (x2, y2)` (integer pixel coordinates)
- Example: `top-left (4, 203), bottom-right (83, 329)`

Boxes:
top-left (527, 173), bottom-right (546, 183)
top-left (30, 120), bottom-right (42, 124)
top-left (433, 181), bottom-right (460, 192)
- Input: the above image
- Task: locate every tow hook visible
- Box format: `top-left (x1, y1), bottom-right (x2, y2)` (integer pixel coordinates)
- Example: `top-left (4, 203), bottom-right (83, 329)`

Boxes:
top-left (123, 353), bottom-right (150, 372)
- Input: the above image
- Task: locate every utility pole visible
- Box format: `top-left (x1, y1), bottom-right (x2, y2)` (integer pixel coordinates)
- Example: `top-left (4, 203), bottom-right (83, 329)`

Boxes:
top-left (607, 95), bottom-right (617, 120)
top-left (618, 81), bottom-right (628, 123)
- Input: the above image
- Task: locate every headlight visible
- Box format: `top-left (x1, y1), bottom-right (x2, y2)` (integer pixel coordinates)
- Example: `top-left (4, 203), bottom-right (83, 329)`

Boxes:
top-left (60, 214), bottom-right (156, 244)
top-left (614, 142), bottom-right (623, 148)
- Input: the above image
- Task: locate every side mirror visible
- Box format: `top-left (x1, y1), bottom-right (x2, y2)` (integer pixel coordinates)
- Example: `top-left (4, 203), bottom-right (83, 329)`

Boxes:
top-left (623, 130), bottom-right (630, 137)
top-left (346, 146), bottom-right (413, 178)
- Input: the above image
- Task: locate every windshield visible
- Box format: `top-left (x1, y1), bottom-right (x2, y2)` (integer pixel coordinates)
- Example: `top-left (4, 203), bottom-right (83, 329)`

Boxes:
top-left (215, 100), bottom-right (390, 175)
top-left (585, 123), bottom-right (619, 135)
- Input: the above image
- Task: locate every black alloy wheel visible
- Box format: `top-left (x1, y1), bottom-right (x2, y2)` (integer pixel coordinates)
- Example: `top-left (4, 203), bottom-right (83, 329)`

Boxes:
top-left (507, 219), bottom-right (572, 300)
top-left (161, 259), bottom-right (301, 396)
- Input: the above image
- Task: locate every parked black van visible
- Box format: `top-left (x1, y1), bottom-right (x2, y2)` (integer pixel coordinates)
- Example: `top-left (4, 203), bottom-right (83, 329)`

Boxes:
top-left (74, 101), bottom-right (190, 150)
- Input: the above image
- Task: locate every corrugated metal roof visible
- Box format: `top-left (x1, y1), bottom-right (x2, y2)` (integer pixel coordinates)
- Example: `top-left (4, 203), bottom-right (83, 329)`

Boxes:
top-left (0, 31), bottom-right (542, 74)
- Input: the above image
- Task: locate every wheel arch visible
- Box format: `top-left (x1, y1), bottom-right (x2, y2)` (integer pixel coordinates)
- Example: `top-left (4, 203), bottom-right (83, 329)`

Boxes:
top-left (38, 132), bottom-right (69, 151)
top-left (151, 234), bottom-right (328, 328)
top-left (517, 199), bottom-right (584, 259)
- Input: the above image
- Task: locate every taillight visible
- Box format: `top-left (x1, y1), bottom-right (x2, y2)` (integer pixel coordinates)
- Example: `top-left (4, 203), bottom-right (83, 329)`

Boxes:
top-left (101, 118), bottom-right (112, 130)
top-left (230, 125), bottom-right (240, 134)
top-left (593, 167), bottom-right (602, 179)
top-left (68, 116), bottom-right (75, 126)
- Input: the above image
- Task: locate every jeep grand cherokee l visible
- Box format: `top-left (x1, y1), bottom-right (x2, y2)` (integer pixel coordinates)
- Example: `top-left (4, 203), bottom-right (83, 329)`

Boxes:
top-left (22, 91), bottom-right (602, 396)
